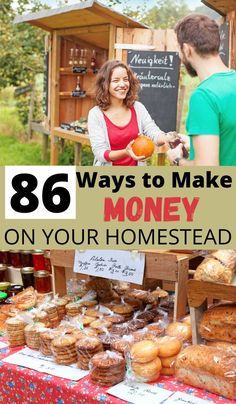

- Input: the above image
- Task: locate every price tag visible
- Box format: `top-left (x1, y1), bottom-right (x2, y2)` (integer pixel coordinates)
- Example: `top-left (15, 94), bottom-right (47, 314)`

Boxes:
top-left (73, 250), bottom-right (145, 284)
top-left (108, 380), bottom-right (173, 404)
top-left (166, 392), bottom-right (211, 404)
top-left (5, 166), bottom-right (76, 219)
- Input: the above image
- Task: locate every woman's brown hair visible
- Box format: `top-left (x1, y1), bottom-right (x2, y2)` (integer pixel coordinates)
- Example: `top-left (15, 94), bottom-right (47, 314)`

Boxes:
top-left (94, 60), bottom-right (140, 110)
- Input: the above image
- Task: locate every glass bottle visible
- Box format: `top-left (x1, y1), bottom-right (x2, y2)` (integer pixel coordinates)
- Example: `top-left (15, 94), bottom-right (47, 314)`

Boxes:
top-left (91, 49), bottom-right (96, 68)
top-left (83, 48), bottom-right (88, 68)
top-left (74, 48), bottom-right (79, 66)
top-left (79, 49), bottom-right (84, 66)
top-left (69, 48), bottom-right (74, 66)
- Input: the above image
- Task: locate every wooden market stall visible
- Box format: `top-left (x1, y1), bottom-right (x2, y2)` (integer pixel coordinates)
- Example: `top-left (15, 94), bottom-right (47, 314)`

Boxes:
top-left (202, 0), bottom-right (236, 68)
top-left (14, 0), bottom-right (179, 165)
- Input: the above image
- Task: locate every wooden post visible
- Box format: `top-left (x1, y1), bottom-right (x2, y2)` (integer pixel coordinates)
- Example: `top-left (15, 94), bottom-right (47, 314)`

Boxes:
top-left (27, 82), bottom-right (35, 141)
top-left (50, 31), bottom-right (61, 165)
top-left (74, 143), bottom-right (82, 165)
top-left (108, 24), bottom-right (116, 59)
top-left (174, 259), bottom-right (189, 320)
top-left (176, 84), bottom-right (186, 133)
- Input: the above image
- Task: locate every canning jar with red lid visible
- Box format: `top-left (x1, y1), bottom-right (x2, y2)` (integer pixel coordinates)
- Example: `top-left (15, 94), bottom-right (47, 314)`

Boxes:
top-left (32, 250), bottom-right (45, 271)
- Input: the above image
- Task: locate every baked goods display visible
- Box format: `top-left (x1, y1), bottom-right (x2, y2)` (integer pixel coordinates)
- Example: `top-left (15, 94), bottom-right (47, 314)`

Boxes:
top-left (194, 249), bottom-right (236, 284)
top-left (129, 340), bottom-right (161, 382)
top-left (199, 303), bottom-right (236, 342)
top-left (76, 336), bottom-right (103, 369)
top-left (90, 351), bottom-right (126, 386)
top-left (6, 317), bottom-right (26, 347)
top-left (166, 321), bottom-right (192, 341)
top-left (52, 335), bottom-right (77, 365)
top-left (24, 322), bottom-right (46, 350)
top-left (175, 345), bottom-right (236, 400)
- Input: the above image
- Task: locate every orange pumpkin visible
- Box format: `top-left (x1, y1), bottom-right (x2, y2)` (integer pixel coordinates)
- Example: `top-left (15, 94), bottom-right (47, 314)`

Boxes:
top-left (132, 135), bottom-right (155, 158)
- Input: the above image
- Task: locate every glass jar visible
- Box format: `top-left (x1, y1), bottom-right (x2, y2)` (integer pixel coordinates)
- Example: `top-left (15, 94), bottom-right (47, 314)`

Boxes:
top-left (0, 264), bottom-right (7, 282)
top-left (9, 250), bottom-right (22, 268)
top-left (34, 270), bottom-right (51, 293)
top-left (44, 251), bottom-right (52, 273)
top-left (0, 282), bottom-right (11, 294)
top-left (8, 285), bottom-right (24, 297)
top-left (21, 250), bottom-right (33, 267)
top-left (21, 267), bottom-right (35, 288)
top-left (32, 250), bottom-right (45, 271)
top-left (1, 250), bottom-right (10, 265)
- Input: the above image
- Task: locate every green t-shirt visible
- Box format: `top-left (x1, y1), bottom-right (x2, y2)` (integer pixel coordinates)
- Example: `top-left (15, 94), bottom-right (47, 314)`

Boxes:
top-left (186, 71), bottom-right (236, 166)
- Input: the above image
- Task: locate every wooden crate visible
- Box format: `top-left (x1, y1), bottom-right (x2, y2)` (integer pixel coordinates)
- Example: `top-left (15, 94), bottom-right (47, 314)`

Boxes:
top-left (187, 279), bottom-right (236, 344)
top-left (50, 249), bottom-right (203, 320)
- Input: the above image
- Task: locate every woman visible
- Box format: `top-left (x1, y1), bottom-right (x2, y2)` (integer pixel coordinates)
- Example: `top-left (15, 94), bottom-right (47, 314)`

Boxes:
top-left (88, 59), bottom-right (167, 166)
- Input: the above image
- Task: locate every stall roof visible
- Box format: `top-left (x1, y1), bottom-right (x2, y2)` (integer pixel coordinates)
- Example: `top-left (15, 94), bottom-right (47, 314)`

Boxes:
top-left (201, 0), bottom-right (236, 16)
top-left (14, 0), bottom-right (148, 31)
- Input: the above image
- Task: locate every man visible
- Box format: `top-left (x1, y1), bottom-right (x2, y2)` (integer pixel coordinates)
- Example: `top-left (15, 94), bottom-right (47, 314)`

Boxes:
top-left (167, 14), bottom-right (236, 166)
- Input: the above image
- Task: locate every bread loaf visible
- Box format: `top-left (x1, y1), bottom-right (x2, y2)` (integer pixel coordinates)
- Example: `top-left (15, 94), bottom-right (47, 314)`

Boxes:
top-left (211, 249), bottom-right (236, 270)
top-left (199, 304), bottom-right (236, 342)
top-left (175, 345), bottom-right (236, 400)
top-left (194, 257), bottom-right (235, 284)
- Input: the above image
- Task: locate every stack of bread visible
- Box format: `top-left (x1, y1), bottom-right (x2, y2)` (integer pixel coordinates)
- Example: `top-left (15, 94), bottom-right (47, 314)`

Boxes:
top-left (194, 249), bottom-right (236, 284)
top-left (129, 340), bottom-right (162, 382)
top-left (155, 336), bottom-right (182, 376)
top-left (5, 317), bottom-right (26, 347)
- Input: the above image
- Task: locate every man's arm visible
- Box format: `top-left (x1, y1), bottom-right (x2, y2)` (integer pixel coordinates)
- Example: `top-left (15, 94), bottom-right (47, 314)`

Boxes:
top-left (167, 135), bottom-right (219, 166)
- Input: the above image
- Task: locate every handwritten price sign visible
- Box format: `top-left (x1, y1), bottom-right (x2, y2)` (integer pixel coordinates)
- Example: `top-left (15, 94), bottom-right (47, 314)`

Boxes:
top-left (73, 250), bottom-right (145, 284)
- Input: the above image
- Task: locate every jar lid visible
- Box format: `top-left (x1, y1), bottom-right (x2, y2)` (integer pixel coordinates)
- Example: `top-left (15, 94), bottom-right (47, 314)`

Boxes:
top-left (0, 282), bottom-right (11, 291)
top-left (34, 270), bottom-right (50, 278)
top-left (8, 266), bottom-right (22, 270)
top-left (9, 250), bottom-right (21, 254)
top-left (21, 267), bottom-right (34, 274)
top-left (32, 250), bottom-right (44, 255)
top-left (21, 250), bottom-right (33, 255)
top-left (9, 285), bottom-right (24, 292)
top-left (0, 264), bottom-right (7, 271)
top-left (0, 291), bottom-right (7, 300)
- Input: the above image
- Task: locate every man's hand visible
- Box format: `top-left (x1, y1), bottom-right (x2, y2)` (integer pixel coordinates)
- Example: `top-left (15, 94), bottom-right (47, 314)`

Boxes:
top-left (166, 143), bottom-right (183, 164)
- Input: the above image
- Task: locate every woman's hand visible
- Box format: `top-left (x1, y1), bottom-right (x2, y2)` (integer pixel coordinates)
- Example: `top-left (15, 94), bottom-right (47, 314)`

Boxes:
top-left (166, 143), bottom-right (183, 164)
top-left (126, 140), bottom-right (146, 161)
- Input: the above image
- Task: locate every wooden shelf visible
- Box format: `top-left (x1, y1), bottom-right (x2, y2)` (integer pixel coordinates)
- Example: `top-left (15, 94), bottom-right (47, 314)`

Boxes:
top-left (60, 67), bottom-right (98, 75)
top-left (59, 91), bottom-right (93, 99)
top-left (53, 127), bottom-right (90, 145)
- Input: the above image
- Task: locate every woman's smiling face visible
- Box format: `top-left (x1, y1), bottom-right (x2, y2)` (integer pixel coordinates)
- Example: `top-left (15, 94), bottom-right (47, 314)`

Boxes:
top-left (109, 66), bottom-right (130, 101)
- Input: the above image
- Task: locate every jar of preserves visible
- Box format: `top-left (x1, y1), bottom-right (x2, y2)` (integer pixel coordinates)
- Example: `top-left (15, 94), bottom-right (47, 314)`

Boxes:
top-left (21, 267), bottom-right (35, 288)
top-left (32, 250), bottom-right (45, 271)
top-left (34, 270), bottom-right (51, 293)
top-left (21, 250), bottom-right (33, 267)
top-left (44, 251), bottom-right (52, 273)
top-left (1, 250), bottom-right (10, 265)
top-left (8, 285), bottom-right (24, 297)
top-left (0, 264), bottom-right (7, 282)
top-left (9, 250), bottom-right (22, 268)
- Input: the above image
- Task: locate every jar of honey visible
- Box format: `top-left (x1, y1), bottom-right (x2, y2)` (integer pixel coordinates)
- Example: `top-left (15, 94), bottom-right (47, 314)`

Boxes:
top-left (34, 270), bottom-right (51, 293)
top-left (21, 250), bottom-right (33, 267)
top-left (21, 267), bottom-right (35, 288)
top-left (9, 250), bottom-right (22, 268)
top-left (32, 250), bottom-right (45, 271)
top-left (1, 251), bottom-right (10, 265)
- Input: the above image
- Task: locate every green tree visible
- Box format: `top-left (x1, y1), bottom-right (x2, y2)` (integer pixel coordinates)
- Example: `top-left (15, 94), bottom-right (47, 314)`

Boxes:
top-left (142, 0), bottom-right (190, 29)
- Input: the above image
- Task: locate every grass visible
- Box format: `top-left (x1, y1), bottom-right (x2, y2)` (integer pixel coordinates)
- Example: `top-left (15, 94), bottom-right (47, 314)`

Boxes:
top-left (0, 133), bottom-right (48, 165)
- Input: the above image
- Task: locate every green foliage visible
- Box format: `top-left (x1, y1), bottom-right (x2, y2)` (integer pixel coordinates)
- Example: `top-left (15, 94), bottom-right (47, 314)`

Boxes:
top-left (58, 142), bottom-right (94, 166)
top-left (0, 134), bottom-right (49, 165)
top-left (0, 105), bottom-right (25, 138)
top-left (142, 0), bottom-right (190, 29)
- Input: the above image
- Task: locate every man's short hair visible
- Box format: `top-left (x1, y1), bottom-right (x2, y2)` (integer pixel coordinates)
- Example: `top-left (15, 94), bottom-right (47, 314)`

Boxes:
top-left (175, 14), bottom-right (220, 56)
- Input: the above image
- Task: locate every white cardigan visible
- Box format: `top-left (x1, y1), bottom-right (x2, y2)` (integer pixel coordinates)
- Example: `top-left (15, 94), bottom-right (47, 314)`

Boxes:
top-left (88, 101), bottom-right (164, 166)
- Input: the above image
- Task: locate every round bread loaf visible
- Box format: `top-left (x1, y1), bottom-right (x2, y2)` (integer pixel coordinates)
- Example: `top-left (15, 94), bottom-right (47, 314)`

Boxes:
top-left (155, 336), bottom-right (182, 357)
top-left (132, 357), bottom-right (162, 381)
top-left (166, 321), bottom-right (192, 341)
top-left (130, 340), bottom-right (159, 363)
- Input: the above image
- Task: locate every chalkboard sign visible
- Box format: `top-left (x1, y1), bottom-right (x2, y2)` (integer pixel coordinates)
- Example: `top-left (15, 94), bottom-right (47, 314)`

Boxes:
top-left (128, 50), bottom-right (180, 132)
top-left (43, 51), bottom-right (49, 116)
top-left (219, 22), bottom-right (230, 67)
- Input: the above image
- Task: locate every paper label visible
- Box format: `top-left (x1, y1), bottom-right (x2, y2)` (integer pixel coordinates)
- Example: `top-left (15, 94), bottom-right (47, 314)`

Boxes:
top-left (166, 392), bottom-right (212, 404)
top-left (108, 380), bottom-right (173, 404)
top-left (74, 250), bottom-right (145, 284)
top-left (3, 347), bottom-right (88, 381)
